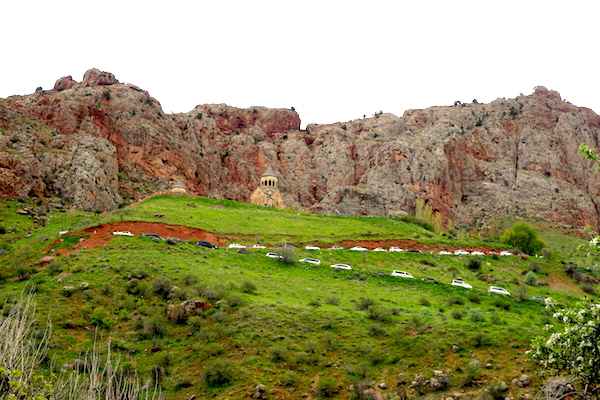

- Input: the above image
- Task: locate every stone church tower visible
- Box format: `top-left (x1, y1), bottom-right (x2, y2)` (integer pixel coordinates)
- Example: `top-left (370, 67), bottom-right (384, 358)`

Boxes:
top-left (250, 166), bottom-right (285, 208)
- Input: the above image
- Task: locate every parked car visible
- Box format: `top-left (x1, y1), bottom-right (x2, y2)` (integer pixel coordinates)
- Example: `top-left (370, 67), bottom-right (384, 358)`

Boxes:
top-left (453, 249), bottom-right (469, 255)
top-left (166, 238), bottom-right (185, 245)
top-left (266, 252), bottom-right (282, 259)
top-left (488, 286), bottom-right (511, 296)
top-left (330, 263), bottom-right (352, 270)
top-left (112, 231), bottom-right (134, 236)
top-left (236, 248), bottom-right (251, 254)
top-left (228, 243), bottom-right (246, 249)
top-left (283, 244), bottom-right (296, 249)
top-left (422, 277), bottom-right (439, 283)
top-left (471, 251), bottom-right (485, 255)
top-left (197, 240), bottom-right (218, 249)
top-left (487, 251), bottom-right (500, 255)
top-left (252, 244), bottom-right (266, 249)
top-left (373, 247), bottom-right (386, 252)
top-left (389, 247), bottom-right (404, 252)
top-left (142, 233), bottom-right (163, 240)
top-left (299, 258), bottom-right (321, 265)
top-left (350, 246), bottom-right (368, 251)
top-left (438, 250), bottom-right (452, 255)
top-left (451, 279), bottom-right (472, 289)
top-left (419, 250), bottom-right (432, 254)
top-left (530, 296), bottom-right (546, 302)
top-left (305, 245), bottom-right (320, 250)
top-left (391, 270), bottom-right (414, 278)
top-left (329, 245), bottom-right (344, 250)
top-left (500, 251), bottom-right (513, 256)
top-left (406, 249), bottom-right (419, 253)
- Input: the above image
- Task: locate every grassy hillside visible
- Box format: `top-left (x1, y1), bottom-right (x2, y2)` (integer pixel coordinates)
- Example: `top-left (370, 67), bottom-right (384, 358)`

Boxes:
top-left (0, 196), bottom-right (596, 399)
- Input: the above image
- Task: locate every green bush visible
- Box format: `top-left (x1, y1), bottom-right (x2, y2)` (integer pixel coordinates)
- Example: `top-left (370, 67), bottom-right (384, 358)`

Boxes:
top-left (450, 309), bottom-right (465, 320)
top-left (240, 280), bottom-right (257, 294)
top-left (466, 258), bottom-right (482, 271)
top-left (268, 345), bottom-right (289, 362)
top-left (356, 297), bottom-right (376, 311)
top-left (202, 359), bottom-right (235, 387)
top-left (282, 370), bottom-right (299, 386)
top-left (525, 271), bottom-right (538, 286)
top-left (317, 375), bottom-right (338, 397)
top-left (152, 276), bottom-right (174, 299)
top-left (467, 308), bottom-right (485, 323)
top-left (500, 222), bottom-right (546, 255)
top-left (90, 307), bottom-right (113, 329)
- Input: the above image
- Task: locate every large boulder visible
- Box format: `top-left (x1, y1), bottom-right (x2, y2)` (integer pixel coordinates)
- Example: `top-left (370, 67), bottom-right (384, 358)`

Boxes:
top-left (82, 68), bottom-right (119, 86)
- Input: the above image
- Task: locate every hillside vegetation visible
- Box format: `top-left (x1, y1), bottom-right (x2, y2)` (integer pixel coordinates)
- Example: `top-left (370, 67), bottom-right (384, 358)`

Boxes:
top-left (0, 196), bottom-right (595, 399)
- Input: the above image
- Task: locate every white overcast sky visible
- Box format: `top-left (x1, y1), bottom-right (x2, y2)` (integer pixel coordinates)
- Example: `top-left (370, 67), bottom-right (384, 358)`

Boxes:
top-left (2, 0), bottom-right (598, 128)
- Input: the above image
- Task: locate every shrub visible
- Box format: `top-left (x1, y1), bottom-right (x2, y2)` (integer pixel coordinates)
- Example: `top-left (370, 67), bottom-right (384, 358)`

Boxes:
top-left (450, 309), bottom-right (465, 320)
top-left (525, 271), bottom-right (538, 286)
top-left (152, 277), bottom-right (174, 300)
top-left (202, 359), bottom-right (235, 387)
top-left (277, 246), bottom-right (296, 264)
top-left (317, 376), bottom-right (338, 397)
top-left (500, 222), bottom-right (546, 255)
top-left (325, 296), bottom-right (340, 305)
top-left (356, 297), bottom-right (376, 311)
top-left (308, 299), bottom-right (321, 308)
top-left (282, 370), bottom-right (299, 386)
top-left (142, 315), bottom-right (168, 338)
top-left (174, 377), bottom-right (193, 390)
top-left (240, 280), bottom-right (257, 294)
top-left (462, 362), bottom-right (482, 387)
top-left (368, 323), bottom-right (386, 336)
top-left (582, 282), bottom-right (597, 295)
top-left (447, 297), bottom-right (464, 306)
top-left (180, 274), bottom-right (198, 286)
top-left (472, 333), bottom-right (490, 348)
top-left (419, 297), bottom-right (431, 306)
top-left (90, 307), bottom-right (113, 329)
top-left (467, 294), bottom-right (481, 304)
top-left (268, 345), bottom-right (289, 362)
top-left (466, 258), bottom-right (482, 271)
top-left (366, 306), bottom-right (391, 322)
top-left (467, 308), bottom-right (485, 323)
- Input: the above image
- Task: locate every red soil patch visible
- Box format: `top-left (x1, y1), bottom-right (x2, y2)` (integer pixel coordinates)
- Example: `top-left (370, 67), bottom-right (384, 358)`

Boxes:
top-left (57, 222), bottom-right (223, 255)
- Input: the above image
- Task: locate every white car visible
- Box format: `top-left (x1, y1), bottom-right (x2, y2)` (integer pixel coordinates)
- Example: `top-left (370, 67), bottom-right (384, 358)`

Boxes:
top-left (299, 258), bottom-right (321, 265)
top-left (331, 263), bottom-right (352, 270)
top-left (112, 231), bottom-right (134, 236)
top-left (305, 245), bottom-right (320, 250)
top-left (453, 249), bottom-right (469, 255)
top-left (228, 243), bottom-right (246, 249)
top-left (329, 246), bottom-right (343, 250)
top-left (391, 270), bottom-right (414, 278)
top-left (252, 244), bottom-right (266, 249)
top-left (488, 286), bottom-right (511, 296)
top-left (350, 246), bottom-right (368, 251)
top-left (500, 251), bottom-right (513, 256)
top-left (266, 252), bottom-right (282, 259)
top-left (389, 247), bottom-right (404, 252)
top-left (373, 247), bottom-right (386, 252)
top-left (451, 279), bottom-right (473, 289)
top-left (471, 251), bottom-right (485, 256)
top-left (438, 250), bottom-right (452, 255)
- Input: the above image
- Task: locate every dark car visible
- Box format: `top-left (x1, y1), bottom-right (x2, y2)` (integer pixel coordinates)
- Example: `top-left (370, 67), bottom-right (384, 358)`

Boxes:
top-left (422, 277), bottom-right (439, 283)
top-left (406, 249), bottom-right (419, 253)
top-left (166, 238), bottom-right (185, 245)
top-left (142, 233), bottom-right (163, 240)
top-left (197, 240), bottom-right (218, 249)
top-left (236, 248), bottom-right (251, 254)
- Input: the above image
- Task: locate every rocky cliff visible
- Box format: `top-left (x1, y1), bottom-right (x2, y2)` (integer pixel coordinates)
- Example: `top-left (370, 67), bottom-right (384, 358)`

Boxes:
top-left (1, 69), bottom-right (599, 231)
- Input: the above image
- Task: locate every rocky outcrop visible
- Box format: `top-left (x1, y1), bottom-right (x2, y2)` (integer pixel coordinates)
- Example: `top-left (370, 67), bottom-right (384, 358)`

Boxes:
top-left (82, 68), bottom-right (119, 86)
top-left (2, 70), bottom-right (600, 231)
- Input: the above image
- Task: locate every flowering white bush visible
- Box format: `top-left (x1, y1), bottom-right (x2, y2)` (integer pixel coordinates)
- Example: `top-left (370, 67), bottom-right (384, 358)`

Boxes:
top-left (529, 298), bottom-right (600, 398)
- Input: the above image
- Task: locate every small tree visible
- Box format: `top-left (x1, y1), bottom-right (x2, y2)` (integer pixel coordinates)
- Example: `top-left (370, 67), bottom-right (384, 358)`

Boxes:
top-left (529, 299), bottom-right (600, 399)
top-left (500, 222), bottom-right (546, 255)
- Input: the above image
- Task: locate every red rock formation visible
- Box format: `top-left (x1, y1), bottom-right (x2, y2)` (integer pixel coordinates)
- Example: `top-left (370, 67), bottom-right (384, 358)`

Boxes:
top-left (53, 75), bottom-right (77, 91)
top-left (2, 69), bottom-right (600, 231)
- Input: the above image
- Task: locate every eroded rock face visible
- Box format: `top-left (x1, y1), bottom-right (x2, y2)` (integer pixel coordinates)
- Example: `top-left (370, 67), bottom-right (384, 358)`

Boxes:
top-left (2, 70), bottom-right (600, 230)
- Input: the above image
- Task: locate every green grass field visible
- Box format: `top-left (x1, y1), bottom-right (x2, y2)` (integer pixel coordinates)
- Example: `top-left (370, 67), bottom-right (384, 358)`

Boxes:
top-left (0, 196), bottom-right (596, 399)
